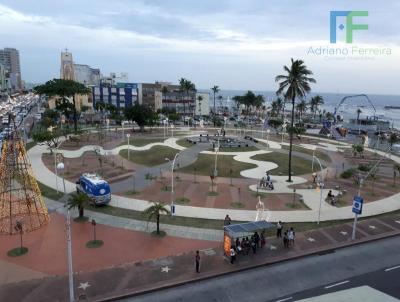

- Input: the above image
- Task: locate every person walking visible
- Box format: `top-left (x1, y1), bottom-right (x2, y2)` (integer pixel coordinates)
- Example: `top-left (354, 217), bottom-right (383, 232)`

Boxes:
top-left (195, 250), bottom-right (200, 273)
top-left (276, 221), bottom-right (283, 238)
top-left (283, 231), bottom-right (289, 248)
top-left (254, 232), bottom-right (260, 248)
top-left (224, 214), bottom-right (232, 226)
top-left (230, 246), bottom-right (236, 264)
top-left (288, 227), bottom-right (295, 246)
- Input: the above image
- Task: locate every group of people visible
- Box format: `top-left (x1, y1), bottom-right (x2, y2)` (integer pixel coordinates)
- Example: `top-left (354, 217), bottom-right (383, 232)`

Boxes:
top-left (276, 221), bottom-right (295, 248)
top-left (327, 190), bottom-right (337, 205)
top-left (260, 172), bottom-right (274, 190)
top-left (230, 231), bottom-right (266, 264)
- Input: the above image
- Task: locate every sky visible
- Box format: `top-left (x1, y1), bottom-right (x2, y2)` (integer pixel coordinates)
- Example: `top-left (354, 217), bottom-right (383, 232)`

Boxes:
top-left (0, 0), bottom-right (399, 95)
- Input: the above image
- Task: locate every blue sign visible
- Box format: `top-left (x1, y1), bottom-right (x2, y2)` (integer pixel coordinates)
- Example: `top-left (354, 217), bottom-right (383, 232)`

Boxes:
top-left (352, 196), bottom-right (363, 215)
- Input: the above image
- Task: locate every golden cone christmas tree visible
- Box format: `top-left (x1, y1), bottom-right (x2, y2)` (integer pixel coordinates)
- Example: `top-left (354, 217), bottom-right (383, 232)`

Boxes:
top-left (0, 117), bottom-right (49, 235)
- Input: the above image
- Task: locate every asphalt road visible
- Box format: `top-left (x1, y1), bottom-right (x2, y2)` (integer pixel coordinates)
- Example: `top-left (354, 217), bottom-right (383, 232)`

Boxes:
top-left (121, 236), bottom-right (400, 302)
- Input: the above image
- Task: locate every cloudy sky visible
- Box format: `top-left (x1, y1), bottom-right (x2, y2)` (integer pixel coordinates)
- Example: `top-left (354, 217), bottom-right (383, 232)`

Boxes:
top-left (1, 0), bottom-right (399, 95)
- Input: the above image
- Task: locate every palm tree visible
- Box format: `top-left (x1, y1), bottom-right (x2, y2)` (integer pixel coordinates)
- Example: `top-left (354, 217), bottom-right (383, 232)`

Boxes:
top-left (144, 202), bottom-right (170, 235)
top-left (197, 95), bottom-right (203, 117)
top-left (310, 95), bottom-right (324, 121)
top-left (211, 85), bottom-right (220, 125)
top-left (275, 58), bottom-right (316, 182)
top-left (356, 108), bottom-right (362, 122)
top-left (296, 100), bottom-right (307, 120)
top-left (67, 192), bottom-right (90, 219)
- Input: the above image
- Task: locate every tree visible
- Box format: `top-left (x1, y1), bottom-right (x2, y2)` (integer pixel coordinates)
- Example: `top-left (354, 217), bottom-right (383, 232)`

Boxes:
top-left (143, 202), bottom-right (170, 235)
top-left (67, 192), bottom-right (90, 219)
top-left (124, 104), bottom-right (154, 131)
top-left (271, 97), bottom-right (284, 117)
top-left (197, 95), bottom-right (203, 116)
top-left (32, 129), bottom-right (61, 154)
top-left (296, 100), bottom-right (307, 120)
top-left (179, 78), bottom-right (196, 117)
top-left (40, 109), bottom-right (59, 128)
top-left (211, 85), bottom-right (220, 125)
top-left (275, 58), bottom-right (316, 182)
top-left (34, 79), bottom-right (91, 132)
top-left (309, 95), bottom-right (324, 121)
top-left (389, 133), bottom-right (399, 148)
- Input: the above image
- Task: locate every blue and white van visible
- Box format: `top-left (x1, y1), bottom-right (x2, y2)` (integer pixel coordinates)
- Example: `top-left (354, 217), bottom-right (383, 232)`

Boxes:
top-left (76, 173), bottom-right (111, 205)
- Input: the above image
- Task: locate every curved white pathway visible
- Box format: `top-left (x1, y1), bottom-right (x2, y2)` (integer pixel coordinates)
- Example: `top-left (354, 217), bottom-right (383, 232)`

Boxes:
top-left (27, 133), bottom-right (400, 222)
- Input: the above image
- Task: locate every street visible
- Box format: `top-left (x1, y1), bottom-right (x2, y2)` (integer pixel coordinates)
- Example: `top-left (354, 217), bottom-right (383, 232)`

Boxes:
top-left (122, 236), bottom-right (400, 302)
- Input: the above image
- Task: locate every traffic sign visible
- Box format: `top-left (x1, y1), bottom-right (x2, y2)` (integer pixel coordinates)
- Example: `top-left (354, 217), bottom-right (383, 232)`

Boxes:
top-left (352, 196), bottom-right (363, 215)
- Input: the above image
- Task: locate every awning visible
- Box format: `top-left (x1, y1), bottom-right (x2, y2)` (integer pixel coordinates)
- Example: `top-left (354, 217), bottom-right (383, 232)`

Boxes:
top-left (224, 220), bottom-right (275, 238)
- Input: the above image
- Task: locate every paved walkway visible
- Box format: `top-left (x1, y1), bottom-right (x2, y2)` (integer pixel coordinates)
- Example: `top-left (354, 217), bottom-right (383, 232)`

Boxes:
top-left (46, 198), bottom-right (222, 242)
top-left (1, 212), bottom-right (399, 302)
top-left (27, 131), bottom-right (400, 222)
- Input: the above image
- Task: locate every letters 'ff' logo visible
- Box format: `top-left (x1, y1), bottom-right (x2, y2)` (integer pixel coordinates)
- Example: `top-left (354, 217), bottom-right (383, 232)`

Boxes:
top-left (330, 11), bottom-right (368, 43)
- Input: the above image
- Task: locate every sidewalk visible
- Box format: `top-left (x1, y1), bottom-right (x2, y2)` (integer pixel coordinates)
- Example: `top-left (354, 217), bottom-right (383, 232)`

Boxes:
top-left (1, 212), bottom-right (399, 302)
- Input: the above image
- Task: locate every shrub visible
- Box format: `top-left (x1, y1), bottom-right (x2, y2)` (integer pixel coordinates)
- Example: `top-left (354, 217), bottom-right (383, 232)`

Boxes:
top-left (341, 168), bottom-right (355, 179)
top-left (358, 164), bottom-right (371, 172)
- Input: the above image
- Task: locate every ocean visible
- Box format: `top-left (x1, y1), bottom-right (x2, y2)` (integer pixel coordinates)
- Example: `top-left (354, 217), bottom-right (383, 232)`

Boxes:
top-left (201, 90), bottom-right (400, 129)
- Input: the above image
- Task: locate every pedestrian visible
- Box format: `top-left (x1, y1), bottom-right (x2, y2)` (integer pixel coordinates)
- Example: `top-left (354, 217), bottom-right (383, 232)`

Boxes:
top-left (195, 250), bottom-right (200, 273)
top-left (260, 231), bottom-right (266, 248)
top-left (254, 231), bottom-right (260, 248)
top-left (230, 246), bottom-right (236, 264)
top-left (283, 231), bottom-right (289, 248)
top-left (251, 236), bottom-right (257, 254)
top-left (224, 214), bottom-right (232, 226)
top-left (276, 221), bottom-right (283, 238)
top-left (288, 227), bottom-right (295, 246)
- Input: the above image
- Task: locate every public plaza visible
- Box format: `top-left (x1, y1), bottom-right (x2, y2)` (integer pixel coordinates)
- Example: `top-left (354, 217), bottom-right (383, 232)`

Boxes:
top-left (1, 125), bottom-right (400, 301)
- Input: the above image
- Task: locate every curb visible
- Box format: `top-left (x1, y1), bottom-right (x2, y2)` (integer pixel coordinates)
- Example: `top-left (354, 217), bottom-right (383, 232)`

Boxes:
top-left (94, 231), bottom-right (400, 302)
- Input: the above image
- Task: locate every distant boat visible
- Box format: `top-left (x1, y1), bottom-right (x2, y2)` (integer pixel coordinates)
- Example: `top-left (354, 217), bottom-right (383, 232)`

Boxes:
top-left (384, 106), bottom-right (400, 110)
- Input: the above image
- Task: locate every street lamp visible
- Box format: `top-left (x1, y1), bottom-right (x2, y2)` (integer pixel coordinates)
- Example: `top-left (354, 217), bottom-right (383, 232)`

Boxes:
top-left (214, 138), bottom-right (220, 177)
top-left (126, 133), bottom-right (131, 161)
top-left (165, 152), bottom-right (180, 215)
top-left (57, 162), bottom-right (74, 302)
top-left (266, 129), bottom-right (271, 149)
top-left (54, 142), bottom-right (64, 194)
top-left (312, 155), bottom-right (325, 225)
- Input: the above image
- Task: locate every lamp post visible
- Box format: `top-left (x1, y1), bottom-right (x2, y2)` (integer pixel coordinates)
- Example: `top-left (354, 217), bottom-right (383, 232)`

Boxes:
top-left (57, 162), bottom-right (74, 302)
top-left (165, 152), bottom-right (180, 215)
top-left (266, 129), bottom-right (270, 149)
top-left (312, 155), bottom-right (325, 224)
top-left (214, 138), bottom-right (220, 177)
top-left (54, 142), bottom-right (64, 195)
top-left (126, 133), bottom-right (130, 161)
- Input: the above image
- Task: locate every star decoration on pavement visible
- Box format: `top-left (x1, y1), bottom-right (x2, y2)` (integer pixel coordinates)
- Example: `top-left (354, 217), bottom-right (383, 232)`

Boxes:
top-left (369, 225), bottom-right (376, 230)
top-left (340, 231), bottom-right (348, 236)
top-left (161, 266), bottom-right (171, 273)
top-left (78, 282), bottom-right (91, 290)
top-left (307, 237), bottom-right (316, 242)
top-left (269, 245), bottom-right (277, 250)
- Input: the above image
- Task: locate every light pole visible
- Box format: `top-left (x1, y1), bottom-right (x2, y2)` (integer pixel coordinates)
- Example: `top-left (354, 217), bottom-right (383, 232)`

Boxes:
top-left (57, 162), bottom-right (74, 302)
top-left (121, 121), bottom-right (125, 139)
top-left (214, 138), bottom-right (220, 177)
top-left (266, 129), bottom-right (270, 149)
top-left (312, 155), bottom-right (325, 224)
top-left (165, 152), bottom-right (180, 215)
top-left (126, 133), bottom-right (130, 161)
top-left (54, 141), bottom-right (64, 194)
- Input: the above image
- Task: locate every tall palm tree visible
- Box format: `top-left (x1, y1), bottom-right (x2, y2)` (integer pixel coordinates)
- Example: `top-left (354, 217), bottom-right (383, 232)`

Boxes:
top-left (211, 85), bottom-right (220, 125)
top-left (275, 58), bottom-right (316, 182)
top-left (144, 202), bottom-right (170, 235)
top-left (310, 95), bottom-right (324, 120)
top-left (197, 95), bottom-right (203, 117)
top-left (67, 192), bottom-right (90, 219)
top-left (296, 100), bottom-right (307, 120)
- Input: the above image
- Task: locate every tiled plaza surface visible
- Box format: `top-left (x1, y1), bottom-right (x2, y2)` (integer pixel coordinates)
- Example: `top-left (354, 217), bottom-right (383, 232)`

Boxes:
top-left (1, 213), bottom-right (399, 302)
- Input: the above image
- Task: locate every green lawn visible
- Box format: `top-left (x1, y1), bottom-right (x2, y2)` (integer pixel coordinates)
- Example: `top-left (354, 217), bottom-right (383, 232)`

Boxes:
top-left (119, 145), bottom-right (179, 166)
top-left (37, 181), bottom-right (64, 200)
top-left (176, 138), bottom-right (195, 148)
top-left (281, 145), bottom-right (331, 163)
top-left (251, 152), bottom-right (316, 176)
top-left (179, 154), bottom-right (257, 178)
top-left (118, 138), bottom-right (164, 147)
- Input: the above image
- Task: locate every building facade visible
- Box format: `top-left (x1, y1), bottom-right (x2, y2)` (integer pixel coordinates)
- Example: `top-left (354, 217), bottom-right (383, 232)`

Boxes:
top-left (0, 48), bottom-right (22, 91)
top-left (60, 50), bottom-right (75, 80)
top-left (0, 64), bottom-right (8, 92)
top-left (74, 64), bottom-right (100, 86)
top-left (92, 83), bottom-right (138, 110)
